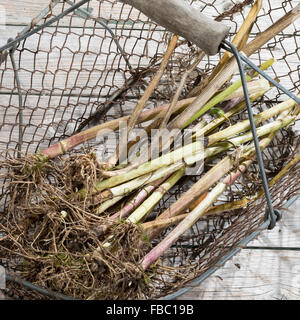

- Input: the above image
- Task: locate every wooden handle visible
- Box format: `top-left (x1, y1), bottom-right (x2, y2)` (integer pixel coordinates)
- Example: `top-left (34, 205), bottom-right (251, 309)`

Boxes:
top-left (120, 0), bottom-right (230, 55)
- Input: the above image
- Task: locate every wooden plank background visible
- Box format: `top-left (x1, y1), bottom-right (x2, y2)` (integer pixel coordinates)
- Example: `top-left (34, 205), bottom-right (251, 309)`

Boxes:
top-left (0, 0), bottom-right (299, 300)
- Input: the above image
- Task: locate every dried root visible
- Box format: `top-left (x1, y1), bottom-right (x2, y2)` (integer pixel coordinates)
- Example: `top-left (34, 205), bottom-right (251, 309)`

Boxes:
top-left (0, 152), bottom-right (153, 300)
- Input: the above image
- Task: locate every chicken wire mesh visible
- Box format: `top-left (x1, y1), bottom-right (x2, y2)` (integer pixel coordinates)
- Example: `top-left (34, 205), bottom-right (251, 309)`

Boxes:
top-left (0, 0), bottom-right (299, 300)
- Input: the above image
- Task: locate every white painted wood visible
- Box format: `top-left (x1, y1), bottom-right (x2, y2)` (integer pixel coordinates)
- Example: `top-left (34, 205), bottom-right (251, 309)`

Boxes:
top-left (177, 248), bottom-right (300, 300)
top-left (2, 0), bottom-right (297, 30)
top-left (0, 26), bottom-right (297, 97)
top-left (1, 0), bottom-right (154, 32)
top-left (177, 198), bottom-right (300, 300)
top-left (249, 199), bottom-right (300, 248)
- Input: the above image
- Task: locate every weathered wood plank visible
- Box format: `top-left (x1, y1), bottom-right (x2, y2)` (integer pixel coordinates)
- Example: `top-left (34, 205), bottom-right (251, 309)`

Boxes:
top-left (177, 247), bottom-right (300, 300)
top-left (1, 26), bottom-right (298, 98)
top-left (0, 25), bottom-right (167, 96)
top-left (0, 0), bottom-right (299, 302)
top-left (0, 93), bottom-right (152, 154)
top-left (248, 199), bottom-right (300, 248)
top-left (1, 0), bottom-right (150, 29)
top-left (2, 0), bottom-right (297, 32)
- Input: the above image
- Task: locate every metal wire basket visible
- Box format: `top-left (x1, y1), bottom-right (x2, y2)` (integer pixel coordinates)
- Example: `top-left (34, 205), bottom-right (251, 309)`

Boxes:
top-left (0, 0), bottom-right (299, 300)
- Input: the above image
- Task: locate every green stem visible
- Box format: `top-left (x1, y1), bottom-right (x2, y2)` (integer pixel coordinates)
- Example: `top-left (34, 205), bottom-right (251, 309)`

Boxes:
top-left (81, 140), bottom-right (204, 197)
top-left (141, 180), bottom-right (228, 270)
top-left (208, 94), bottom-right (300, 146)
top-left (80, 113), bottom-right (294, 201)
top-left (94, 162), bottom-right (184, 215)
top-left (127, 168), bottom-right (185, 224)
top-left (191, 90), bottom-right (268, 139)
top-left (182, 58), bottom-right (274, 128)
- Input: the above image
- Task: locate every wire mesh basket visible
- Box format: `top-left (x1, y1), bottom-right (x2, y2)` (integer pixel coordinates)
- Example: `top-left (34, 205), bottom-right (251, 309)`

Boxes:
top-left (0, 0), bottom-right (299, 300)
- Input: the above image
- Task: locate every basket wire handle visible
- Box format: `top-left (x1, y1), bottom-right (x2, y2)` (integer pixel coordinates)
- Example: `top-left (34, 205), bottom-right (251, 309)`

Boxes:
top-left (219, 39), bottom-right (300, 230)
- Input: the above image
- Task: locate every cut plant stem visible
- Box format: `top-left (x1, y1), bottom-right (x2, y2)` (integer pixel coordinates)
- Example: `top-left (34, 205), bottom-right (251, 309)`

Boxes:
top-left (96, 176), bottom-right (170, 236)
top-left (80, 113), bottom-right (294, 199)
top-left (100, 118), bottom-right (163, 178)
top-left (227, 115), bottom-right (295, 147)
top-left (142, 213), bottom-right (190, 231)
top-left (215, 0), bottom-right (263, 72)
top-left (243, 4), bottom-right (300, 58)
top-left (188, 192), bottom-right (208, 211)
top-left (119, 70), bottom-right (271, 181)
top-left (127, 167), bottom-right (185, 224)
top-left (170, 4), bottom-right (300, 131)
top-left (107, 35), bottom-right (179, 168)
top-left (146, 111), bottom-right (295, 241)
top-left (214, 152), bottom-right (300, 213)
top-left (239, 152), bottom-right (300, 205)
top-left (98, 61), bottom-right (270, 179)
top-left (111, 177), bottom-right (168, 221)
top-left (191, 90), bottom-right (268, 139)
top-left (143, 151), bottom-right (241, 241)
top-left (199, 145), bottom-right (300, 223)
top-left (99, 110), bottom-right (296, 257)
top-left (187, 0), bottom-right (263, 98)
top-left (155, 77), bottom-right (270, 164)
top-left (94, 196), bottom-right (123, 215)
top-left (101, 51), bottom-right (202, 178)
top-left (159, 51), bottom-right (205, 129)
top-left (152, 60), bottom-right (273, 163)
top-left (94, 162), bottom-right (184, 215)
top-left (100, 77), bottom-right (264, 178)
top-left (141, 198), bottom-right (248, 232)
top-left (84, 140), bottom-right (204, 196)
top-left (207, 94), bottom-right (300, 146)
top-left (41, 96), bottom-right (195, 159)
top-left (102, 168), bottom-right (185, 248)
top-left (223, 97), bottom-right (244, 113)
top-left (42, 6), bottom-right (300, 160)
top-left (179, 58), bottom-right (274, 129)
top-left (223, 78), bottom-right (269, 101)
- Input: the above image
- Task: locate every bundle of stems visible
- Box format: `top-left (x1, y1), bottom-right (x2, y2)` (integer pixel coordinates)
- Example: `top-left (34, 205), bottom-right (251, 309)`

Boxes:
top-left (97, 101), bottom-right (297, 256)
top-left (80, 94), bottom-right (297, 201)
top-left (90, 98), bottom-right (297, 256)
top-left (143, 106), bottom-right (298, 241)
top-left (140, 108), bottom-right (298, 270)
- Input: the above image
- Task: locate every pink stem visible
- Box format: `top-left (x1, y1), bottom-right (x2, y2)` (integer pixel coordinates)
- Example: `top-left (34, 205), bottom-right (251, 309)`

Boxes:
top-left (97, 176), bottom-right (169, 236)
top-left (111, 185), bottom-right (156, 221)
top-left (41, 98), bottom-right (195, 159)
top-left (223, 97), bottom-right (244, 112)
